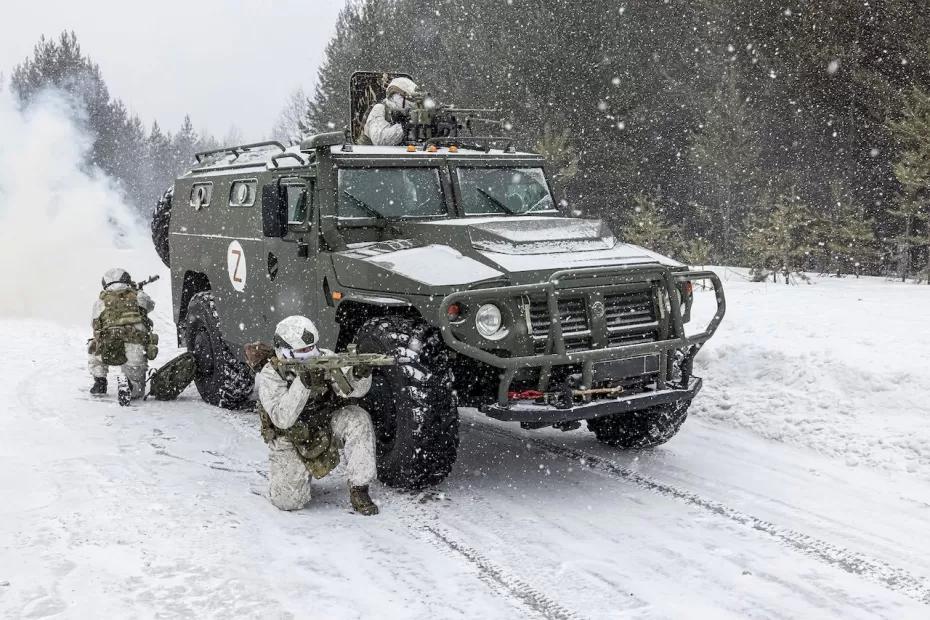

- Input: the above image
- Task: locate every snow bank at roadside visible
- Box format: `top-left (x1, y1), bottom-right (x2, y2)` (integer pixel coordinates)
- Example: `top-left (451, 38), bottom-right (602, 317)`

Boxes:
top-left (689, 267), bottom-right (930, 480)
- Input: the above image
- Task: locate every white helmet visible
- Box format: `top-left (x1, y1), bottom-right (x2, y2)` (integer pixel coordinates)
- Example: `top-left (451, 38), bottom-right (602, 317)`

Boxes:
top-left (102, 267), bottom-right (132, 290)
top-left (386, 76), bottom-right (418, 99)
top-left (274, 315), bottom-right (320, 360)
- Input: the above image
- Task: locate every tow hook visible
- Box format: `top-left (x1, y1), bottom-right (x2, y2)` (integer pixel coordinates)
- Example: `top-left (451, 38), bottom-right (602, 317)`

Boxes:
top-left (507, 386), bottom-right (625, 407)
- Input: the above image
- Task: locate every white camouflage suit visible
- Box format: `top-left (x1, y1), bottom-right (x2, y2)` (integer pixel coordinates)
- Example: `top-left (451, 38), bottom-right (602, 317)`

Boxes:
top-left (363, 77), bottom-right (418, 146)
top-left (88, 281), bottom-right (154, 397)
top-left (257, 351), bottom-right (377, 511)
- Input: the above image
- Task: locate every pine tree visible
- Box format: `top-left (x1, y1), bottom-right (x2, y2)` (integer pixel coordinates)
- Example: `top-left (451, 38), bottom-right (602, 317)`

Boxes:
top-left (889, 86), bottom-right (930, 283)
top-left (690, 68), bottom-right (763, 262)
top-left (534, 123), bottom-right (580, 192)
top-left (743, 192), bottom-right (821, 283)
top-left (619, 193), bottom-right (683, 258)
top-left (143, 121), bottom-right (175, 203)
top-left (820, 182), bottom-right (876, 277)
top-left (272, 87), bottom-right (310, 144)
top-left (172, 115), bottom-right (199, 175)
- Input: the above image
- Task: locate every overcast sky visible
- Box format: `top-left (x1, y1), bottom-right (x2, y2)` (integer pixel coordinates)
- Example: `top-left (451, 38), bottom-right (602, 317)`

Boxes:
top-left (0, 0), bottom-right (347, 140)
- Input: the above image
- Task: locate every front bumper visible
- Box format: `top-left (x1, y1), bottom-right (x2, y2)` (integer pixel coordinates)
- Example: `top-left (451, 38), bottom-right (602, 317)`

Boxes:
top-left (437, 265), bottom-right (725, 414)
top-left (481, 376), bottom-right (702, 428)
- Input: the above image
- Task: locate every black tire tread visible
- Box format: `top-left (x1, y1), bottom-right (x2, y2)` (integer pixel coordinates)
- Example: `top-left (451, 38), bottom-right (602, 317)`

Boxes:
top-left (185, 292), bottom-right (253, 409)
top-left (354, 315), bottom-right (458, 489)
top-left (586, 400), bottom-right (691, 449)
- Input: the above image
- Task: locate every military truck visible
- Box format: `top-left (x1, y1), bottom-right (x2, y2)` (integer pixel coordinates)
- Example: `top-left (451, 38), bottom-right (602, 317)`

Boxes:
top-left (151, 72), bottom-right (725, 489)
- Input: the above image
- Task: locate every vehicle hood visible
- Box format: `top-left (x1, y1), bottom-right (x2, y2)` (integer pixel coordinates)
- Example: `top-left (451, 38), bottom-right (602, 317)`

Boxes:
top-left (331, 216), bottom-right (682, 292)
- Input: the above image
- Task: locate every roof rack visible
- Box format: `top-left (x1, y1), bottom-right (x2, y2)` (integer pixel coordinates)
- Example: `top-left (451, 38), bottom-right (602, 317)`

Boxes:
top-left (194, 140), bottom-right (286, 164)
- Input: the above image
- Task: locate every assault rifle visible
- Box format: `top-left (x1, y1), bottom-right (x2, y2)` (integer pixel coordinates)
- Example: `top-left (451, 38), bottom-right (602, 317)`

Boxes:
top-left (134, 275), bottom-right (160, 291)
top-left (244, 342), bottom-right (408, 395)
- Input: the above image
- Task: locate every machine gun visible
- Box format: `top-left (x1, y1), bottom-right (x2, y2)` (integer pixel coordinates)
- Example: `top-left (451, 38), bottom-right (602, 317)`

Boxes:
top-left (244, 342), bottom-right (408, 395)
top-left (134, 275), bottom-right (160, 291)
top-left (401, 92), bottom-right (505, 144)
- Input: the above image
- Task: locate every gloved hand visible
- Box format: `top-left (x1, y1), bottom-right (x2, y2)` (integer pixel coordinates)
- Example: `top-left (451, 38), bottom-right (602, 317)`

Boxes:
top-left (298, 370), bottom-right (326, 390)
top-left (352, 365), bottom-right (373, 380)
top-left (390, 108), bottom-right (410, 124)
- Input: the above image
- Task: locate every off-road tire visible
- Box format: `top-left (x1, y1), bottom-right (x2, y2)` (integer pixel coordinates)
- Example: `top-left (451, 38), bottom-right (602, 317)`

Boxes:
top-left (151, 187), bottom-right (173, 267)
top-left (185, 292), bottom-right (253, 408)
top-left (353, 316), bottom-right (458, 489)
top-left (586, 399), bottom-right (691, 449)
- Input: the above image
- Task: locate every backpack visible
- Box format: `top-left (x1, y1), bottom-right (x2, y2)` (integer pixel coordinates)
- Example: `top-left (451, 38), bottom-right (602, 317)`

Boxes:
top-left (148, 352), bottom-right (197, 400)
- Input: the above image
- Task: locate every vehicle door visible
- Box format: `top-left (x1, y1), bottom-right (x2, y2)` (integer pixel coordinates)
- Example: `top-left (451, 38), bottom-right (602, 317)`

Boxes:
top-left (262, 175), bottom-right (337, 345)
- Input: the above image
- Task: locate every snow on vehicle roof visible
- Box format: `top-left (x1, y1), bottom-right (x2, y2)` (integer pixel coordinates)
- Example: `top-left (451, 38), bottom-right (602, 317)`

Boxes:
top-left (187, 145), bottom-right (308, 175)
top-left (186, 143), bottom-right (540, 176)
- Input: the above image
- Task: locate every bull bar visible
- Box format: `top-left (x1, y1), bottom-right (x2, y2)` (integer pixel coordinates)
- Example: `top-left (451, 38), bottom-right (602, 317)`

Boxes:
top-left (437, 265), bottom-right (726, 425)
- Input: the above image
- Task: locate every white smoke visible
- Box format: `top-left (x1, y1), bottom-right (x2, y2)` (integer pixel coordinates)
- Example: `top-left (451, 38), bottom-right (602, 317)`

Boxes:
top-left (0, 87), bottom-right (163, 325)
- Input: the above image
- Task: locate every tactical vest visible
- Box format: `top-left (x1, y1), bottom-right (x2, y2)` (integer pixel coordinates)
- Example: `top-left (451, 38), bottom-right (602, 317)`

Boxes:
top-left (259, 364), bottom-right (341, 479)
top-left (92, 289), bottom-right (155, 366)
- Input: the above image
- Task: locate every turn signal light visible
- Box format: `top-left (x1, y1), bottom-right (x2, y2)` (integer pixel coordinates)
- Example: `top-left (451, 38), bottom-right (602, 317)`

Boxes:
top-left (446, 303), bottom-right (461, 320)
top-left (332, 291), bottom-right (343, 301)
top-left (449, 145), bottom-right (459, 153)
top-left (406, 144), bottom-right (417, 152)
top-left (426, 144), bottom-right (438, 153)
top-left (684, 281), bottom-right (693, 296)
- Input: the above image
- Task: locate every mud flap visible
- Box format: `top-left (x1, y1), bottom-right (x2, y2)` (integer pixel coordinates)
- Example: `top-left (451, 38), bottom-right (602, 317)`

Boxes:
top-left (148, 352), bottom-right (197, 401)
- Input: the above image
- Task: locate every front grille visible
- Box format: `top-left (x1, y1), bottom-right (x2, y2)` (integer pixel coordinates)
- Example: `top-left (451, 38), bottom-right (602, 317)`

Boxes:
top-left (604, 290), bottom-right (659, 346)
top-left (528, 288), bottom-right (658, 353)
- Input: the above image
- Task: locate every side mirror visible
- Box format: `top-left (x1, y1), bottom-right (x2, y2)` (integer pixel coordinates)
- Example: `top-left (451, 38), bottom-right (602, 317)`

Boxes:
top-left (262, 184), bottom-right (287, 237)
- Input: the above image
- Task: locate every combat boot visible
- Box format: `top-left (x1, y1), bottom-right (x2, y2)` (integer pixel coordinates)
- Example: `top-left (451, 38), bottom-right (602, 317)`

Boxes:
top-left (349, 484), bottom-right (379, 516)
top-left (90, 377), bottom-right (107, 395)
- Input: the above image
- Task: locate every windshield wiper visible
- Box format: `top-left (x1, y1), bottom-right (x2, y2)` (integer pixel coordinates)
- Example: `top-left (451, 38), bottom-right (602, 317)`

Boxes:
top-left (476, 187), bottom-right (516, 215)
top-left (342, 190), bottom-right (387, 219)
top-left (524, 194), bottom-right (555, 214)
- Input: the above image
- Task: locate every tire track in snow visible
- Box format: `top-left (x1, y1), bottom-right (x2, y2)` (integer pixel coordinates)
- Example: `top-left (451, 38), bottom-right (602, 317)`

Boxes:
top-left (476, 424), bottom-right (930, 606)
top-left (400, 505), bottom-right (580, 620)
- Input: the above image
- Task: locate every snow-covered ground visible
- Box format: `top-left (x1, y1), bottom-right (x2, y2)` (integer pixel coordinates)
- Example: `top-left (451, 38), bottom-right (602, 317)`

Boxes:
top-left (691, 268), bottom-right (930, 480)
top-left (2, 264), bottom-right (930, 618)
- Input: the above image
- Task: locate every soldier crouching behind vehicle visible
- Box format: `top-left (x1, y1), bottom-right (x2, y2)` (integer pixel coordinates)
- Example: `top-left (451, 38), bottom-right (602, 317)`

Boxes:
top-left (88, 268), bottom-right (158, 404)
top-left (254, 316), bottom-right (379, 515)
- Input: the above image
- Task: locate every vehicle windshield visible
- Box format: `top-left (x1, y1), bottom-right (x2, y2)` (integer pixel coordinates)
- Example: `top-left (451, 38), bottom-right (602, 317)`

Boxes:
top-left (456, 167), bottom-right (555, 216)
top-left (338, 168), bottom-right (446, 219)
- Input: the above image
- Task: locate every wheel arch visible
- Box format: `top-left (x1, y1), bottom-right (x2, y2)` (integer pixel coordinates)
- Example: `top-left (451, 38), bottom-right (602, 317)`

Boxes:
top-left (334, 299), bottom-right (423, 350)
top-left (177, 271), bottom-right (211, 346)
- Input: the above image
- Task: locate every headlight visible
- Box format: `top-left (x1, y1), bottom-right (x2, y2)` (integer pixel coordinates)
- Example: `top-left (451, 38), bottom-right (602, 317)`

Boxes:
top-left (475, 303), bottom-right (504, 339)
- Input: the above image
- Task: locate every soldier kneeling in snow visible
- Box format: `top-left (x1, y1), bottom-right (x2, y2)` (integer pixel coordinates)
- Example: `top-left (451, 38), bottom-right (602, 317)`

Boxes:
top-left (88, 268), bottom-right (158, 404)
top-left (254, 316), bottom-right (379, 515)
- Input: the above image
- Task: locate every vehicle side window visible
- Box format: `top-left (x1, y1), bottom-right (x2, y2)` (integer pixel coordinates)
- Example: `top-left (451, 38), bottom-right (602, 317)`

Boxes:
top-left (229, 180), bottom-right (257, 207)
top-left (190, 183), bottom-right (213, 210)
top-left (285, 182), bottom-right (310, 225)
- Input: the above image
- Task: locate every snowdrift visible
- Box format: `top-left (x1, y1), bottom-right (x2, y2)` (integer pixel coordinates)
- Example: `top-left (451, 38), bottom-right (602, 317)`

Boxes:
top-left (691, 268), bottom-right (930, 479)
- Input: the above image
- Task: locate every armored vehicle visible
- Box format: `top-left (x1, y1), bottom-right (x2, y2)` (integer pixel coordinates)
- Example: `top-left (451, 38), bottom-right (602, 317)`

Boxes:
top-left (152, 72), bottom-right (725, 489)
